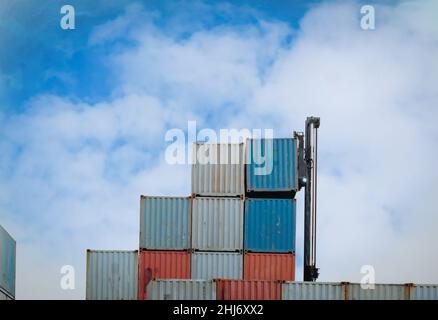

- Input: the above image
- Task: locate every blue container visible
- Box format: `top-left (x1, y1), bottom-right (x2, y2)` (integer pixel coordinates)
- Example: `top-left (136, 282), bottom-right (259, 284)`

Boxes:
top-left (0, 225), bottom-right (16, 298)
top-left (140, 196), bottom-right (190, 250)
top-left (246, 138), bottom-right (297, 192)
top-left (244, 198), bottom-right (295, 253)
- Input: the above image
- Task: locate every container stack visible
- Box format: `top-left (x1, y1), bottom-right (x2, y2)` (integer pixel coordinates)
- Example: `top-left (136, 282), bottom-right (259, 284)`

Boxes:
top-left (0, 224), bottom-right (16, 300)
top-left (86, 138), bottom-right (298, 300)
top-left (241, 138), bottom-right (297, 286)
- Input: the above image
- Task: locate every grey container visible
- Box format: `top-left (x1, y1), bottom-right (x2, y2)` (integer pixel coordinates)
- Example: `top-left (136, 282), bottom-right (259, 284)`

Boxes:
top-left (0, 287), bottom-right (13, 300)
top-left (86, 250), bottom-right (138, 300)
top-left (282, 282), bottom-right (346, 300)
top-left (140, 196), bottom-right (190, 250)
top-left (411, 284), bottom-right (438, 300)
top-left (192, 197), bottom-right (243, 251)
top-left (191, 252), bottom-right (243, 280)
top-left (147, 279), bottom-right (216, 300)
top-left (0, 224), bottom-right (16, 298)
top-left (347, 283), bottom-right (409, 300)
top-left (192, 143), bottom-right (244, 196)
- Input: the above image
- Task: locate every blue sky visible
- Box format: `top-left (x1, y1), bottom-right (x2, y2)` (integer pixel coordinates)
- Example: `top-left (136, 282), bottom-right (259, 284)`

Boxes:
top-left (1, 0), bottom-right (438, 299)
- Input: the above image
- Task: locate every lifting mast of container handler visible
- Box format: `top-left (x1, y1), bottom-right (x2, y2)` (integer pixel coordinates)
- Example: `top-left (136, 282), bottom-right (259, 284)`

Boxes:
top-left (294, 116), bottom-right (320, 282)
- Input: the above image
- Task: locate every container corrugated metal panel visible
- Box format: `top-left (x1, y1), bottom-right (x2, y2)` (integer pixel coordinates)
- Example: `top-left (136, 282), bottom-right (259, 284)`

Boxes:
top-left (244, 199), bottom-right (296, 253)
top-left (192, 143), bottom-right (244, 196)
top-left (246, 138), bottom-right (297, 192)
top-left (244, 253), bottom-right (295, 281)
top-left (192, 198), bottom-right (243, 251)
top-left (216, 280), bottom-right (281, 300)
top-left (147, 280), bottom-right (216, 300)
top-left (0, 287), bottom-right (13, 300)
top-left (138, 251), bottom-right (191, 300)
top-left (412, 284), bottom-right (438, 300)
top-left (191, 252), bottom-right (243, 280)
top-left (86, 250), bottom-right (138, 300)
top-left (0, 225), bottom-right (16, 298)
top-left (347, 283), bottom-right (407, 300)
top-left (282, 282), bottom-right (345, 300)
top-left (140, 196), bottom-right (190, 250)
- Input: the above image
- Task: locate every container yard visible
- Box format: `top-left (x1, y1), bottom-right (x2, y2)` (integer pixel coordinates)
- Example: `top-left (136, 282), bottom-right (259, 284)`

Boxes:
top-left (0, 224), bottom-right (16, 301)
top-left (83, 117), bottom-right (438, 301)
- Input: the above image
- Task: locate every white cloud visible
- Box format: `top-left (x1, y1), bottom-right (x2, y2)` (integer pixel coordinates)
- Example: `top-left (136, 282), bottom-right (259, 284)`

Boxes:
top-left (1, 0), bottom-right (437, 299)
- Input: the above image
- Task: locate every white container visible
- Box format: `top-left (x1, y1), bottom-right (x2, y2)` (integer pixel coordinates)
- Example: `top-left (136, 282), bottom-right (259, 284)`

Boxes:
top-left (191, 252), bottom-right (243, 280)
top-left (192, 143), bottom-right (244, 196)
top-left (147, 280), bottom-right (216, 300)
top-left (86, 250), bottom-right (138, 300)
top-left (347, 283), bottom-right (408, 300)
top-left (191, 197), bottom-right (243, 251)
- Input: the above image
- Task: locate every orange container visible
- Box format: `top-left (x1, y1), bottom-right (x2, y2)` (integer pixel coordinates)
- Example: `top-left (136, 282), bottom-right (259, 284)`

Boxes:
top-left (216, 280), bottom-right (281, 300)
top-left (244, 253), bottom-right (295, 281)
top-left (138, 250), bottom-right (191, 300)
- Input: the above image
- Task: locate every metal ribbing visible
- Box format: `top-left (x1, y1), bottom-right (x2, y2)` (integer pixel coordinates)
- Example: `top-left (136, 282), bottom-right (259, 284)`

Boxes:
top-left (413, 285), bottom-right (438, 300)
top-left (140, 196), bottom-right (189, 250)
top-left (244, 253), bottom-right (295, 280)
top-left (217, 280), bottom-right (281, 300)
top-left (348, 284), bottom-right (407, 300)
top-left (192, 198), bottom-right (243, 251)
top-left (192, 143), bottom-right (244, 196)
top-left (282, 282), bottom-right (344, 300)
top-left (86, 250), bottom-right (138, 300)
top-left (147, 280), bottom-right (216, 300)
top-left (246, 139), bottom-right (297, 191)
top-left (191, 252), bottom-right (243, 280)
top-left (244, 199), bottom-right (295, 253)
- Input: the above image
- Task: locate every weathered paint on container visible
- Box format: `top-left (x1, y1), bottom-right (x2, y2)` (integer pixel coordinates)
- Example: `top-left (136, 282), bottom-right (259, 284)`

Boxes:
top-left (192, 198), bottom-right (243, 251)
top-left (0, 225), bottom-right (16, 298)
top-left (140, 196), bottom-right (190, 250)
top-left (192, 143), bottom-right (244, 196)
top-left (138, 251), bottom-right (191, 300)
top-left (347, 283), bottom-right (408, 300)
top-left (86, 250), bottom-right (138, 300)
top-left (412, 284), bottom-right (438, 300)
top-left (246, 138), bottom-right (297, 192)
top-left (147, 280), bottom-right (216, 300)
top-left (216, 280), bottom-right (281, 300)
top-left (282, 282), bottom-right (346, 300)
top-left (244, 253), bottom-right (295, 281)
top-left (244, 198), bottom-right (296, 253)
top-left (191, 252), bottom-right (243, 280)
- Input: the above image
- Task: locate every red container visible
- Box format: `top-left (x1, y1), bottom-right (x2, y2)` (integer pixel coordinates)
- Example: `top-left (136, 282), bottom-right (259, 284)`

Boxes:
top-left (244, 253), bottom-right (295, 281)
top-left (138, 250), bottom-right (191, 300)
top-left (216, 280), bottom-right (281, 300)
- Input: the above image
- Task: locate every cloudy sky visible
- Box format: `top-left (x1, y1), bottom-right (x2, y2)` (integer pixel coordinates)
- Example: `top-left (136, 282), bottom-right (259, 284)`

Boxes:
top-left (0, 0), bottom-right (437, 299)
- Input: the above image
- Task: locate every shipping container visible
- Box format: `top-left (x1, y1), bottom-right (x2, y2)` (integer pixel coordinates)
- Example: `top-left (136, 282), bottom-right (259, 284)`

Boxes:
top-left (244, 253), bottom-right (295, 281)
top-left (216, 280), bottom-right (281, 300)
top-left (244, 198), bottom-right (296, 253)
top-left (347, 283), bottom-right (409, 300)
top-left (138, 250), bottom-right (191, 300)
top-left (147, 280), bottom-right (216, 300)
top-left (191, 252), bottom-right (243, 280)
top-left (192, 143), bottom-right (244, 197)
top-left (412, 284), bottom-right (438, 300)
top-left (0, 224), bottom-right (16, 298)
top-left (282, 282), bottom-right (346, 300)
top-left (0, 287), bottom-right (13, 300)
top-left (246, 138), bottom-right (297, 192)
top-left (192, 198), bottom-right (243, 251)
top-left (140, 196), bottom-right (190, 250)
top-left (86, 250), bottom-right (138, 300)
